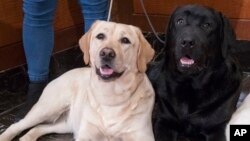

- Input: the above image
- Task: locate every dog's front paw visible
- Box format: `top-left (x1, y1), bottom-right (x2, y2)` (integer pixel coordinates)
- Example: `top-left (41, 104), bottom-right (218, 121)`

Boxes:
top-left (0, 133), bottom-right (13, 141)
top-left (20, 134), bottom-right (37, 141)
top-left (75, 137), bottom-right (109, 141)
top-left (0, 136), bottom-right (8, 141)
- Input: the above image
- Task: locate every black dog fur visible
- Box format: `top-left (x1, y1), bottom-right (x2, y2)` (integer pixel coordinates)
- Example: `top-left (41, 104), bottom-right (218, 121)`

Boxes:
top-left (147, 4), bottom-right (242, 141)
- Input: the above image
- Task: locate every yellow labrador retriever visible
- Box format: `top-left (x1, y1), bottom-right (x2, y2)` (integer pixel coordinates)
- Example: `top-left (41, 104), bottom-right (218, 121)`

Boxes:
top-left (0, 21), bottom-right (155, 141)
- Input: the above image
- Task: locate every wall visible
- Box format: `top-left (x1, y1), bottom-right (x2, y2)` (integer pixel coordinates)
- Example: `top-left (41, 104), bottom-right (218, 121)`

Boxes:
top-left (113, 0), bottom-right (250, 40)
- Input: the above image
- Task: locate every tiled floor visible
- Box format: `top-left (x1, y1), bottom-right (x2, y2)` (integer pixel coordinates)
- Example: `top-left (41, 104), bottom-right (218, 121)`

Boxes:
top-left (0, 33), bottom-right (250, 140)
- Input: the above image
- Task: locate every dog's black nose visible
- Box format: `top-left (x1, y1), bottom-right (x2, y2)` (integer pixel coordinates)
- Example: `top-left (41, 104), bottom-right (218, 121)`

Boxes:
top-left (181, 37), bottom-right (195, 48)
top-left (100, 48), bottom-right (116, 60)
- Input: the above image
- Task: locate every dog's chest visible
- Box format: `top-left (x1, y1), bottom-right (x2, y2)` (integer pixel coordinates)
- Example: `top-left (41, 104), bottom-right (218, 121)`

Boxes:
top-left (72, 93), bottom-right (133, 135)
top-left (162, 77), bottom-right (212, 116)
top-left (97, 104), bottom-right (135, 134)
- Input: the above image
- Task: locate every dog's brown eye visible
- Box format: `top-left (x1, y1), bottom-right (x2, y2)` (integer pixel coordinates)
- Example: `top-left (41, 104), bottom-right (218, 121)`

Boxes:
top-left (96, 33), bottom-right (105, 40)
top-left (202, 23), bottom-right (211, 29)
top-left (121, 37), bottom-right (131, 44)
top-left (177, 18), bottom-right (185, 25)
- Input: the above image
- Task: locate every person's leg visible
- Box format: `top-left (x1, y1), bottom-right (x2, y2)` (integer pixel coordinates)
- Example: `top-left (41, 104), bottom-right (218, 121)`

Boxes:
top-left (17, 0), bottom-right (57, 120)
top-left (23, 0), bottom-right (57, 82)
top-left (78, 0), bottom-right (109, 32)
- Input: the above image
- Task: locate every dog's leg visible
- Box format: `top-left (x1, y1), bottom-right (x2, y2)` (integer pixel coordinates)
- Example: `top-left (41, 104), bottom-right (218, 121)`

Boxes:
top-left (0, 100), bottom-right (68, 141)
top-left (0, 110), bottom-right (48, 141)
top-left (75, 122), bottom-right (108, 141)
top-left (19, 117), bottom-right (71, 141)
top-left (0, 117), bottom-right (44, 141)
top-left (122, 131), bottom-right (155, 141)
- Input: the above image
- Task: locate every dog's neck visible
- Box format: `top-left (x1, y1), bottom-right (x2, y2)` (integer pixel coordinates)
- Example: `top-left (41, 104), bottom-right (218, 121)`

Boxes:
top-left (88, 68), bottom-right (144, 106)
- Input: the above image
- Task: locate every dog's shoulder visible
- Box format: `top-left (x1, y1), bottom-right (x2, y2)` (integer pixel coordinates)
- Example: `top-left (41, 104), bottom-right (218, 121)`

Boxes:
top-left (146, 60), bottom-right (165, 85)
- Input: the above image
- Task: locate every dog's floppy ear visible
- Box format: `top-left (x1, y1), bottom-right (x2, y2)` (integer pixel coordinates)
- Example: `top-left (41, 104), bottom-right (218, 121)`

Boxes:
top-left (220, 13), bottom-right (236, 58)
top-left (136, 28), bottom-right (155, 73)
top-left (79, 20), bottom-right (100, 65)
top-left (79, 31), bottom-right (91, 65)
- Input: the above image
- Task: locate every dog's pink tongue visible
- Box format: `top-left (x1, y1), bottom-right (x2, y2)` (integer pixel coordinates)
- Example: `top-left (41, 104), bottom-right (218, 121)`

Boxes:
top-left (180, 57), bottom-right (194, 65)
top-left (100, 66), bottom-right (114, 75)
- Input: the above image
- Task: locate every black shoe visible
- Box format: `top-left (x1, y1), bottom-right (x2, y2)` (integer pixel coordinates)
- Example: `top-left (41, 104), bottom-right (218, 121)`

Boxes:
top-left (15, 81), bottom-right (47, 121)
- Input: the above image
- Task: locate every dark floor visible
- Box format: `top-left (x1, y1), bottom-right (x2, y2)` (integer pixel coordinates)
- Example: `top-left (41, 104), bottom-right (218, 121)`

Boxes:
top-left (0, 33), bottom-right (250, 140)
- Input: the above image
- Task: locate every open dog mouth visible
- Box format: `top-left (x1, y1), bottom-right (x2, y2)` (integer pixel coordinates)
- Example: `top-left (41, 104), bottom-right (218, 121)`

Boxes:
top-left (96, 64), bottom-right (124, 81)
top-left (179, 55), bottom-right (195, 68)
top-left (100, 65), bottom-right (114, 76)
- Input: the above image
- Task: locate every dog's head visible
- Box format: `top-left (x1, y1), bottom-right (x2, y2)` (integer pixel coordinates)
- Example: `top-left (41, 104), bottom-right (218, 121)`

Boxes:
top-left (79, 20), bottom-right (154, 81)
top-left (165, 4), bottom-right (236, 74)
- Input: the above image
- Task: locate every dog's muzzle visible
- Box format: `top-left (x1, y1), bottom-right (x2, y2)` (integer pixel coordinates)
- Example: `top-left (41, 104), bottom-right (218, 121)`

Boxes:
top-left (99, 47), bottom-right (116, 62)
top-left (96, 47), bottom-right (124, 81)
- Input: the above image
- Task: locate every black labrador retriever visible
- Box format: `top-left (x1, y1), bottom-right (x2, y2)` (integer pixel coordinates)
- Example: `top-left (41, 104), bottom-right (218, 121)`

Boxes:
top-left (148, 4), bottom-right (242, 141)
